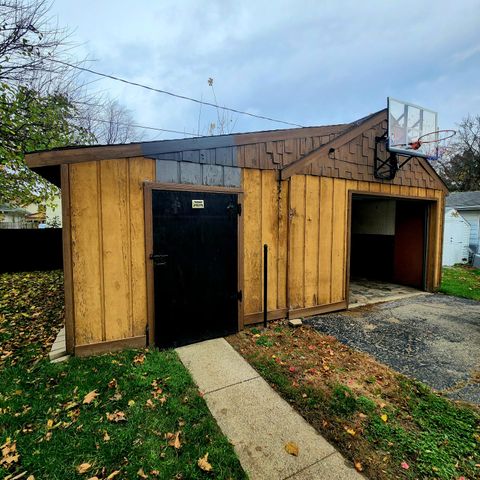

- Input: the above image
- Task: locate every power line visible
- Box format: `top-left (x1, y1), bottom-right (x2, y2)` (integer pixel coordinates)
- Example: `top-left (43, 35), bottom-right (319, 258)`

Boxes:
top-left (73, 116), bottom-right (198, 137)
top-left (49, 58), bottom-right (305, 128)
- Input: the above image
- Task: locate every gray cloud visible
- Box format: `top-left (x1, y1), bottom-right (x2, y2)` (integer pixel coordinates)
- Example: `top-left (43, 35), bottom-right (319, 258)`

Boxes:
top-left (53, 0), bottom-right (480, 139)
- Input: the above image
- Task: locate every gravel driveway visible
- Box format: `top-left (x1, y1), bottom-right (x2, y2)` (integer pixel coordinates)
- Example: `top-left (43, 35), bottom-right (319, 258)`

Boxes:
top-left (306, 294), bottom-right (480, 404)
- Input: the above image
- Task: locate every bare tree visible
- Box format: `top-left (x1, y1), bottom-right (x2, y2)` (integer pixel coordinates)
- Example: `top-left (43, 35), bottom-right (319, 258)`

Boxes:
top-left (75, 97), bottom-right (143, 145)
top-left (435, 115), bottom-right (480, 191)
top-left (0, 0), bottom-right (77, 89)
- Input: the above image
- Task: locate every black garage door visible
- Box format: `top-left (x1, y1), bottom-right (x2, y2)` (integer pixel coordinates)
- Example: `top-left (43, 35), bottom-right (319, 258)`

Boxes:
top-left (152, 189), bottom-right (239, 348)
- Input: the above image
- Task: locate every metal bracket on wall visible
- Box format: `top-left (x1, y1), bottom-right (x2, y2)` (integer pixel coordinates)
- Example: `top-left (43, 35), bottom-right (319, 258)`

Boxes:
top-left (374, 132), bottom-right (414, 181)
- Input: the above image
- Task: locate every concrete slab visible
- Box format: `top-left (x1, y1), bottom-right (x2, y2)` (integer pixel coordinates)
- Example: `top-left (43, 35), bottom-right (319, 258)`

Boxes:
top-left (176, 338), bottom-right (363, 480)
top-left (49, 326), bottom-right (67, 362)
top-left (175, 338), bottom-right (260, 393)
top-left (205, 377), bottom-right (337, 480)
top-left (349, 279), bottom-right (426, 308)
top-left (289, 452), bottom-right (360, 480)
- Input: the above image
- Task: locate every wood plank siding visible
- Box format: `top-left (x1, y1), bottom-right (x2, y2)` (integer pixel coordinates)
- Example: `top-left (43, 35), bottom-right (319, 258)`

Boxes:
top-left (242, 172), bottom-right (444, 320)
top-left (67, 158), bottom-right (155, 353)
top-left (243, 169), bottom-right (289, 324)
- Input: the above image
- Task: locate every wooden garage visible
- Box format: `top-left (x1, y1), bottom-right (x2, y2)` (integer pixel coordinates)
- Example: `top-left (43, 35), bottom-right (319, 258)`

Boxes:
top-left (26, 108), bottom-right (447, 355)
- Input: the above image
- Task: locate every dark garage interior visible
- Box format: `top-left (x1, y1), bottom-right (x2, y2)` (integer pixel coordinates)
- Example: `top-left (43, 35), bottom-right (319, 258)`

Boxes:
top-left (350, 195), bottom-right (427, 289)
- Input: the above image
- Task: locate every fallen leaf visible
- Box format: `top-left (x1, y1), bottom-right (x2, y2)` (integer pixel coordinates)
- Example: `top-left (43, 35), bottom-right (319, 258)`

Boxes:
top-left (358, 413), bottom-right (367, 419)
top-left (133, 353), bottom-right (145, 365)
top-left (77, 463), bottom-right (92, 474)
top-left (87, 477), bottom-right (99, 480)
top-left (145, 399), bottom-right (155, 409)
top-left (0, 438), bottom-right (19, 466)
top-left (345, 427), bottom-right (356, 436)
top-left (289, 366), bottom-right (296, 373)
top-left (83, 390), bottom-right (99, 405)
top-left (108, 379), bottom-right (118, 389)
top-left (103, 432), bottom-right (110, 442)
top-left (137, 467), bottom-right (148, 478)
top-left (401, 461), bottom-right (410, 470)
top-left (354, 461), bottom-right (363, 472)
top-left (166, 431), bottom-right (181, 449)
top-left (128, 400), bottom-right (135, 407)
top-left (27, 476), bottom-right (35, 480)
top-left (106, 411), bottom-right (126, 422)
top-left (106, 471), bottom-right (120, 479)
top-left (284, 442), bottom-right (299, 456)
top-left (381, 414), bottom-right (388, 423)
top-left (46, 419), bottom-right (54, 429)
top-left (197, 453), bottom-right (212, 472)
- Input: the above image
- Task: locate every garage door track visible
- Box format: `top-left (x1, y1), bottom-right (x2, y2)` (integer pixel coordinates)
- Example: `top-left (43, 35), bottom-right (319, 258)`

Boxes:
top-left (307, 294), bottom-right (480, 404)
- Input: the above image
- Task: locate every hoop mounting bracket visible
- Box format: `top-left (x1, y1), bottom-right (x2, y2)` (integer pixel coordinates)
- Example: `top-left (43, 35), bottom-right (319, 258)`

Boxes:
top-left (374, 132), bottom-right (414, 180)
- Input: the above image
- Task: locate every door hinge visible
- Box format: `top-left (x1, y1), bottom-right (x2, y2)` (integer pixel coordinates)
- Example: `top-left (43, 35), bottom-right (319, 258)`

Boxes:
top-left (237, 203), bottom-right (242, 216)
top-left (237, 290), bottom-right (243, 301)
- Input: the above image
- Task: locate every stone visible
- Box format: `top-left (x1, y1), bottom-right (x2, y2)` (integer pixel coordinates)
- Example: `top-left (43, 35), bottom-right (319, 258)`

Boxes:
top-left (288, 318), bottom-right (303, 327)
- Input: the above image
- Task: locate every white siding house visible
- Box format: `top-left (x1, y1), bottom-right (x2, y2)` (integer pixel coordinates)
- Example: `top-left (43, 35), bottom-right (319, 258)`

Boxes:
top-left (442, 208), bottom-right (471, 266)
top-left (445, 191), bottom-right (480, 255)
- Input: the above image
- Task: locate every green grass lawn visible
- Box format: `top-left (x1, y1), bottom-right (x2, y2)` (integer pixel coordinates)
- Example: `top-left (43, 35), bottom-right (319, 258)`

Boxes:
top-left (440, 265), bottom-right (480, 301)
top-left (0, 271), bottom-right (246, 480)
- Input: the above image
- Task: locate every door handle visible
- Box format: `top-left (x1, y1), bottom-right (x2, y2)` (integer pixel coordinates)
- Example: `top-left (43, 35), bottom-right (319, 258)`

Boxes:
top-left (150, 253), bottom-right (168, 266)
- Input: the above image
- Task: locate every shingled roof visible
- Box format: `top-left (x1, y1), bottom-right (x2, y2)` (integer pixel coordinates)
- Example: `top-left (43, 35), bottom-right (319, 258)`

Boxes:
top-left (446, 191), bottom-right (480, 209)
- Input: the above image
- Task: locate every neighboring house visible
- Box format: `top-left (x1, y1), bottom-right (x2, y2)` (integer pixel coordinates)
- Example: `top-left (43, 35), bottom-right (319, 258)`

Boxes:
top-left (442, 208), bottom-right (471, 266)
top-left (0, 204), bottom-right (31, 228)
top-left (0, 196), bottom-right (62, 229)
top-left (446, 191), bottom-right (480, 255)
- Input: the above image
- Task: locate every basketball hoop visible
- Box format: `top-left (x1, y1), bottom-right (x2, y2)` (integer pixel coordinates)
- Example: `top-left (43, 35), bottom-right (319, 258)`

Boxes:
top-left (391, 129), bottom-right (456, 152)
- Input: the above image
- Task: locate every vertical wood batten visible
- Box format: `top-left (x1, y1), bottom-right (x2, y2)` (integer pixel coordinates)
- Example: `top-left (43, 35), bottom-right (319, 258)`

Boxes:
top-left (61, 164), bottom-right (75, 354)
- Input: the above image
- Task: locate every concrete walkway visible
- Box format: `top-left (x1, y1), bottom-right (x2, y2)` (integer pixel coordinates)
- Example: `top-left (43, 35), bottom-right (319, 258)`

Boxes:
top-left (176, 338), bottom-right (362, 480)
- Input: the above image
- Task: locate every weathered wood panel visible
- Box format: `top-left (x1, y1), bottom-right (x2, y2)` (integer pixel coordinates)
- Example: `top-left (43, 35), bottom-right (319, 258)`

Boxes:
top-left (68, 157), bottom-right (155, 349)
top-left (70, 161), bottom-right (103, 345)
top-left (304, 176), bottom-right (320, 306)
top-left (287, 175), bottom-right (445, 313)
top-left (288, 175), bottom-right (306, 309)
top-left (101, 159), bottom-right (131, 341)
top-left (243, 170), bottom-right (288, 317)
top-left (318, 177), bottom-right (334, 305)
top-left (243, 169), bottom-right (262, 314)
top-left (129, 159), bottom-right (156, 336)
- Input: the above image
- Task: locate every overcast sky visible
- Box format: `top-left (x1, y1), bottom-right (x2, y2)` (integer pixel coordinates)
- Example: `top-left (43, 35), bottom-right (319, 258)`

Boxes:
top-left (51, 0), bottom-right (480, 141)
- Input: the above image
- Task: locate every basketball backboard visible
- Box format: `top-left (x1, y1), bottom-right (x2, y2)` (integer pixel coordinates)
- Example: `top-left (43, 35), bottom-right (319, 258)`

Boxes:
top-left (387, 97), bottom-right (438, 158)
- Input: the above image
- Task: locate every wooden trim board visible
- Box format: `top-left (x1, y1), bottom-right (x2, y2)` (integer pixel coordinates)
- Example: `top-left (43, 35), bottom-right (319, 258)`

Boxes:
top-left (75, 335), bottom-right (146, 356)
top-left (289, 301), bottom-right (347, 318)
top-left (60, 164), bottom-right (75, 354)
top-left (26, 144), bottom-right (143, 167)
top-left (244, 308), bottom-right (288, 326)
